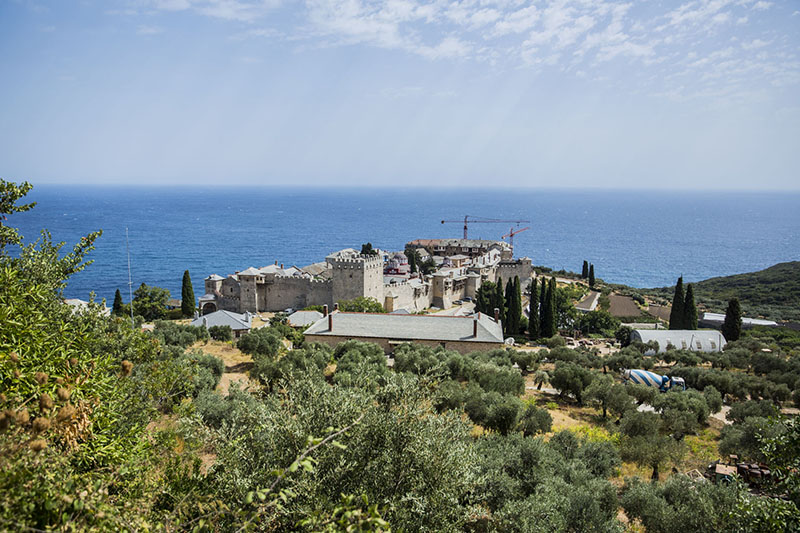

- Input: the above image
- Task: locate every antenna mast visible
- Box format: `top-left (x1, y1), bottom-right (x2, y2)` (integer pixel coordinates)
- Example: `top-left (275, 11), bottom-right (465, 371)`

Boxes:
top-left (126, 227), bottom-right (134, 327)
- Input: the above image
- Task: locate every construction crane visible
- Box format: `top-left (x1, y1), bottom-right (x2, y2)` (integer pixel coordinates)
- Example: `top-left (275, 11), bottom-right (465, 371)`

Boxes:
top-left (441, 215), bottom-right (531, 240)
top-left (501, 226), bottom-right (530, 248)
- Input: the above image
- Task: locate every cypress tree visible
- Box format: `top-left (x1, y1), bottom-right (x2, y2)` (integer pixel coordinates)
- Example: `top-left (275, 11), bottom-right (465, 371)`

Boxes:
top-left (405, 247), bottom-right (417, 273)
top-left (540, 281), bottom-right (553, 338)
top-left (683, 283), bottom-right (698, 330)
top-left (181, 270), bottom-right (195, 317)
top-left (669, 276), bottom-right (685, 330)
top-left (588, 264), bottom-right (595, 288)
top-left (547, 278), bottom-right (558, 337)
top-left (476, 281), bottom-right (494, 315)
top-left (112, 289), bottom-right (123, 316)
top-left (504, 279), bottom-right (514, 335)
top-left (541, 278), bottom-right (557, 338)
top-left (721, 298), bottom-right (742, 341)
top-left (494, 276), bottom-right (506, 326)
top-left (513, 276), bottom-right (522, 335)
top-left (528, 278), bottom-right (540, 340)
top-left (539, 278), bottom-right (547, 333)
top-left (582, 260), bottom-right (589, 279)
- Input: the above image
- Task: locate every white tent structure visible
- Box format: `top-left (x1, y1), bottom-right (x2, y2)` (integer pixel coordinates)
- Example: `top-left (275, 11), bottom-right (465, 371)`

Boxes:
top-left (631, 329), bottom-right (727, 354)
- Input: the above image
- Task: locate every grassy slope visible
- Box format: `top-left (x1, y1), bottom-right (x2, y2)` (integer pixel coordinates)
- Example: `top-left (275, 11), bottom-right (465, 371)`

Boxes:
top-left (643, 261), bottom-right (800, 322)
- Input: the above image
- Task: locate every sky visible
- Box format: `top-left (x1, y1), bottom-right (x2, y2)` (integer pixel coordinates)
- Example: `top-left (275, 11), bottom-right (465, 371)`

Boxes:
top-left (0, 0), bottom-right (798, 189)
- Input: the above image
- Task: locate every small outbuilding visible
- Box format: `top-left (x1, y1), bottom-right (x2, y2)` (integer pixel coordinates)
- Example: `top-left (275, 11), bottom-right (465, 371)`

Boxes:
top-left (631, 329), bottom-right (727, 354)
top-left (191, 310), bottom-right (252, 338)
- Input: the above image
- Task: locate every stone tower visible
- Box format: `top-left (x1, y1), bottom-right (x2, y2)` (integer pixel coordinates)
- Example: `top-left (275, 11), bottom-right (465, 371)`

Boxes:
top-left (327, 251), bottom-right (385, 306)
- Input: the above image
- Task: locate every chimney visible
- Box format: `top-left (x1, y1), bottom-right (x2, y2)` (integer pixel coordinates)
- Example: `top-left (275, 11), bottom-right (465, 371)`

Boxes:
top-left (281, 263), bottom-right (284, 269)
top-left (473, 318), bottom-right (478, 337)
top-left (328, 313), bottom-right (333, 331)
top-left (323, 304), bottom-right (328, 316)
top-left (334, 302), bottom-right (339, 311)
top-left (494, 308), bottom-right (500, 322)
top-left (274, 260), bottom-right (278, 265)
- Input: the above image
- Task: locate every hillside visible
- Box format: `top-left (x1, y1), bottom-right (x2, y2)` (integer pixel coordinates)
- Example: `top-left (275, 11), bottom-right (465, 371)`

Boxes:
top-left (644, 261), bottom-right (800, 322)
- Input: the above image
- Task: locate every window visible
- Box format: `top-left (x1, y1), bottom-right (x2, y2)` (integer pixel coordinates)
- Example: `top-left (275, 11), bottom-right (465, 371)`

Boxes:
top-left (710, 341), bottom-right (717, 350)
top-left (696, 341), bottom-right (702, 350)
top-left (681, 340), bottom-right (687, 349)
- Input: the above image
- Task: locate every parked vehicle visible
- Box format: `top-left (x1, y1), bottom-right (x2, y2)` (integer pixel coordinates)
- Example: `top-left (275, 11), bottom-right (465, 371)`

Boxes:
top-left (623, 369), bottom-right (686, 392)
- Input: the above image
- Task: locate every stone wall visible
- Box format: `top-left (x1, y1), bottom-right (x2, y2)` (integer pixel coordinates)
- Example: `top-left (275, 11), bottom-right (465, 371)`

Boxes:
top-left (217, 278), bottom-right (242, 312)
top-left (259, 276), bottom-right (333, 312)
top-left (496, 258), bottom-right (534, 288)
top-left (384, 281), bottom-right (433, 312)
top-left (238, 275), bottom-right (259, 312)
top-left (329, 255), bottom-right (384, 303)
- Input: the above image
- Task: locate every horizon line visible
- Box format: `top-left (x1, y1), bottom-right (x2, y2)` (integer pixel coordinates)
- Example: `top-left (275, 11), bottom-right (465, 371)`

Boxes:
top-left (24, 181), bottom-right (800, 194)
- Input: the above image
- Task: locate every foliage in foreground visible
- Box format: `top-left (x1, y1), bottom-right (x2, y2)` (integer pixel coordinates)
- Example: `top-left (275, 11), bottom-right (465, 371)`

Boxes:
top-left (2, 179), bottom-right (800, 531)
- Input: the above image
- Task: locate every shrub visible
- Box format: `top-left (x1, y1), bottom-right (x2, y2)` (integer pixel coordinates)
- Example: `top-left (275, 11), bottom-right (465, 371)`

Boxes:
top-left (237, 327), bottom-right (283, 358)
top-left (518, 405), bottom-right (552, 436)
top-left (469, 362), bottom-right (525, 396)
top-left (208, 325), bottom-right (233, 341)
top-left (726, 400), bottom-right (779, 424)
top-left (544, 335), bottom-right (566, 349)
top-left (153, 320), bottom-right (208, 347)
top-left (485, 395), bottom-right (523, 435)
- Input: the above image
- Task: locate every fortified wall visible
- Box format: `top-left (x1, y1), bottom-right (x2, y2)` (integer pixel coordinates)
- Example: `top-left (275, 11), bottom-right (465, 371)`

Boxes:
top-left (199, 242), bottom-right (534, 315)
top-left (495, 258), bottom-right (534, 288)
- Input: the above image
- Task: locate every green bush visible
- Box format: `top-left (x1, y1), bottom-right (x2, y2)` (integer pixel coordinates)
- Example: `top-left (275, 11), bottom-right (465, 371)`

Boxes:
top-left (237, 327), bottom-right (283, 358)
top-left (518, 404), bottom-right (552, 436)
top-left (153, 320), bottom-right (208, 347)
top-left (208, 325), bottom-right (233, 341)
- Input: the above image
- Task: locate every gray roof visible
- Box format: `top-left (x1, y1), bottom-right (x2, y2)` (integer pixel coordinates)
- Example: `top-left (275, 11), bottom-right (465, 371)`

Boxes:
top-left (408, 238), bottom-right (510, 249)
top-left (701, 312), bottom-right (778, 327)
top-left (206, 274), bottom-right (224, 281)
top-left (287, 310), bottom-right (324, 327)
top-left (259, 264), bottom-right (305, 277)
top-left (238, 267), bottom-right (261, 276)
top-left (631, 329), bottom-right (727, 353)
top-left (305, 312), bottom-right (503, 343)
top-left (301, 262), bottom-right (329, 276)
top-left (191, 310), bottom-right (252, 331)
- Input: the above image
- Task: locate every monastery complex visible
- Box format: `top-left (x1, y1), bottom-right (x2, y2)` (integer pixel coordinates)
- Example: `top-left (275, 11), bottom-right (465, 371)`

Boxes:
top-left (198, 238), bottom-right (533, 315)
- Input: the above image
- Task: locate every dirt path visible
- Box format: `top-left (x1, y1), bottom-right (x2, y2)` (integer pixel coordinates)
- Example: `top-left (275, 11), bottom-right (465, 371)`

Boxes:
top-left (193, 340), bottom-right (254, 395)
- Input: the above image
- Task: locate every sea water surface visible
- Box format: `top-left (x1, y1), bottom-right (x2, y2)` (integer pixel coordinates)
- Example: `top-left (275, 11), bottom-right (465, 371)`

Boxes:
top-left (11, 186), bottom-right (800, 303)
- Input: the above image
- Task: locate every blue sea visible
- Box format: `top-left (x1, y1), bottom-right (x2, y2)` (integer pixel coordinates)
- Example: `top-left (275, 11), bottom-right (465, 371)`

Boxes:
top-left (10, 186), bottom-right (800, 304)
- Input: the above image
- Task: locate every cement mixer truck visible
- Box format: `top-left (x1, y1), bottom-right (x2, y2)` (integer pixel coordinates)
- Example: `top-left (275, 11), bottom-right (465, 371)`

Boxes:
top-left (623, 369), bottom-right (686, 392)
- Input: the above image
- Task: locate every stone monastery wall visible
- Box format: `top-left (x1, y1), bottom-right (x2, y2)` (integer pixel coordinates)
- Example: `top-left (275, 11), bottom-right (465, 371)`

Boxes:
top-left (259, 276), bottom-right (333, 312)
top-left (202, 246), bottom-right (534, 315)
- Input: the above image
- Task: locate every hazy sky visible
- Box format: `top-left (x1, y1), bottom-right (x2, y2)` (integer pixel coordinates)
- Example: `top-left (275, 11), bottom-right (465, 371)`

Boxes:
top-left (1, 0), bottom-right (798, 189)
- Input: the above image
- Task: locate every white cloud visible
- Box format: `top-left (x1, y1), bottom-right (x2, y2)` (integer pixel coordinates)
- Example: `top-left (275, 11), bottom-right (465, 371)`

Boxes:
top-left (137, 24), bottom-right (164, 34)
top-left (742, 38), bottom-right (769, 50)
top-left (491, 6), bottom-right (540, 37)
top-left (142, 0), bottom-right (281, 22)
top-left (112, 0), bottom-right (798, 101)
